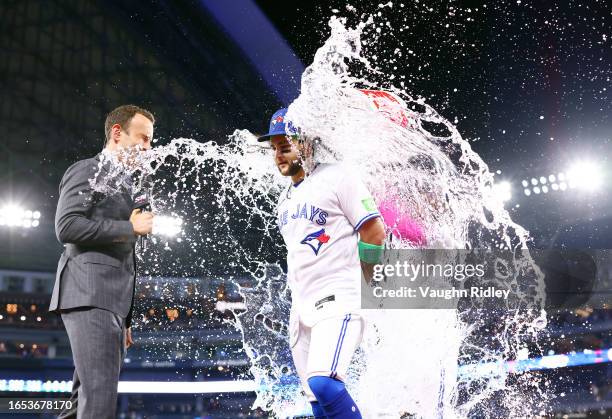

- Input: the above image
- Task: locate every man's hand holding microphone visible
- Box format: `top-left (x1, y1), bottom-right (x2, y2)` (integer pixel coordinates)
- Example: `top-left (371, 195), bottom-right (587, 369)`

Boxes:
top-left (130, 208), bottom-right (154, 236)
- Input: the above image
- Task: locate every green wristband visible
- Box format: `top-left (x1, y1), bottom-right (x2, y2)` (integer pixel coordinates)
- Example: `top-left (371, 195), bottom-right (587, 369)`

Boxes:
top-left (358, 241), bottom-right (384, 264)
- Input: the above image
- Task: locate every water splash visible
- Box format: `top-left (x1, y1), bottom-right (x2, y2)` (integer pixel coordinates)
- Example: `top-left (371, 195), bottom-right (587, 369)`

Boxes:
top-left (91, 13), bottom-right (549, 419)
top-left (276, 15), bottom-right (547, 418)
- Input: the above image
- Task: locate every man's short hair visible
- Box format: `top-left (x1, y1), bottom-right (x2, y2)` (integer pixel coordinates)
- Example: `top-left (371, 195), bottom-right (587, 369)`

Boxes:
top-left (104, 105), bottom-right (155, 146)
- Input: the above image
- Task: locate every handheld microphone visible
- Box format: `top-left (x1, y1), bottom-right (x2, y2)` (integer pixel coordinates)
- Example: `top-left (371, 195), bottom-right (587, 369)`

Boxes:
top-left (133, 176), bottom-right (152, 250)
top-left (133, 191), bottom-right (151, 212)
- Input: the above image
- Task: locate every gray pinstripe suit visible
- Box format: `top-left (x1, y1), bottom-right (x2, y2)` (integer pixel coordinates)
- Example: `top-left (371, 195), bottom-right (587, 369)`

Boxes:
top-left (49, 153), bottom-right (137, 418)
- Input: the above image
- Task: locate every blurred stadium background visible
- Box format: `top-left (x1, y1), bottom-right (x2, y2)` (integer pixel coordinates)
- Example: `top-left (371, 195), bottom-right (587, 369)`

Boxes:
top-left (0, 0), bottom-right (610, 418)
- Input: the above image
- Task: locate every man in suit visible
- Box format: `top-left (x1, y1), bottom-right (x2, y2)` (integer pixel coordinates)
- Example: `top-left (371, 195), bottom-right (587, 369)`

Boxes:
top-left (49, 105), bottom-right (155, 418)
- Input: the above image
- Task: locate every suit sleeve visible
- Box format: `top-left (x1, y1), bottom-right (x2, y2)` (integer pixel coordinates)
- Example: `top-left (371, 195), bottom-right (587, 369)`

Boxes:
top-left (55, 161), bottom-right (137, 245)
top-left (336, 168), bottom-right (381, 232)
top-left (126, 294), bottom-right (135, 328)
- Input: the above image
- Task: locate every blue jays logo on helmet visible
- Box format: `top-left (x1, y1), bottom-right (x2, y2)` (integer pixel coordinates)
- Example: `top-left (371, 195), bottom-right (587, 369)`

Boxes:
top-left (300, 228), bottom-right (331, 255)
top-left (271, 115), bottom-right (284, 126)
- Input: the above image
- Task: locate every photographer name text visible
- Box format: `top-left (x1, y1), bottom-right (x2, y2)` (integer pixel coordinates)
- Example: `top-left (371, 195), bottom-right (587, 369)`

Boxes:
top-left (371, 286), bottom-right (510, 300)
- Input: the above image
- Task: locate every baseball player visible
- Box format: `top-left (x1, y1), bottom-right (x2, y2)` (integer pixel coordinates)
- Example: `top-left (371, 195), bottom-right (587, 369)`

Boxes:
top-left (258, 108), bottom-right (386, 418)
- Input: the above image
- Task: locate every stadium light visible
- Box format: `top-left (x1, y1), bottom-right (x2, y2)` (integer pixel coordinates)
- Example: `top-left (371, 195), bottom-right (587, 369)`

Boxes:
top-left (0, 205), bottom-right (41, 229)
top-left (492, 181), bottom-right (512, 202)
top-left (152, 215), bottom-right (183, 237)
top-left (521, 160), bottom-right (606, 198)
top-left (566, 160), bottom-right (603, 192)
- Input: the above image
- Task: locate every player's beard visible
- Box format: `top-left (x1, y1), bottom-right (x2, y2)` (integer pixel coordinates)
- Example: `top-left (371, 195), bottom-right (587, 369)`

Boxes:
top-left (282, 159), bottom-right (303, 177)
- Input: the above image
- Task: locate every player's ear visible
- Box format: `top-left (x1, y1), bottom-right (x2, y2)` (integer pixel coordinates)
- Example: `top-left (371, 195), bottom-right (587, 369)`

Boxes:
top-left (299, 141), bottom-right (309, 157)
top-left (303, 137), bottom-right (314, 157)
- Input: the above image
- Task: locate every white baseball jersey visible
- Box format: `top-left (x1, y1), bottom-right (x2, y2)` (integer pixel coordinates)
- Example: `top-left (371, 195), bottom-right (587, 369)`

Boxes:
top-left (277, 163), bottom-right (380, 326)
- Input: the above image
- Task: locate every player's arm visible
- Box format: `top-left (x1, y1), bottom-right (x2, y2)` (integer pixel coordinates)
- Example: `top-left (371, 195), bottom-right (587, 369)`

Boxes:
top-left (357, 217), bottom-right (386, 283)
top-left (336, 167), bottom-right (386, 282)
top-left (55, 161), bottom-right (137, 245)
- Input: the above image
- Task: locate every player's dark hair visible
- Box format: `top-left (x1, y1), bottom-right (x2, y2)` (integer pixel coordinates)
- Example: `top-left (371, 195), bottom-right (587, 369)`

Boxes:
top-left (104, 105), bottom-right (155, 147)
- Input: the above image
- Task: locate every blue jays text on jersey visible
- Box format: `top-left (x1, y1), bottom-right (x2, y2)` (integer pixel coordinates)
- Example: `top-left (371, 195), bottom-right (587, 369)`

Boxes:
top-left (278, 202), bottom-right (329, 229)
